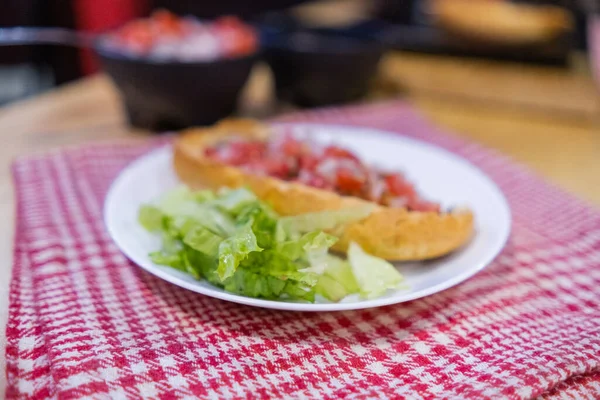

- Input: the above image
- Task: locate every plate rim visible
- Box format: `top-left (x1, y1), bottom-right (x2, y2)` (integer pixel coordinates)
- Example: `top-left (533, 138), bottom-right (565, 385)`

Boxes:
top-left (104, 123), bottom-right (512, 312)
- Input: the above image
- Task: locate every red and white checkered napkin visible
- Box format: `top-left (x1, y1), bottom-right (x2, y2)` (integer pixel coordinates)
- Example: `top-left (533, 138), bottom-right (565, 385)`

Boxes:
top-left (6, 102), bottom-right (600, 400)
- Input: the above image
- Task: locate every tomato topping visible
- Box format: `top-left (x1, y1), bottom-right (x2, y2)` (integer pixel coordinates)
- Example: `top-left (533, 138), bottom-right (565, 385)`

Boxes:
top-left (323, 146), bottom-right (360, 162)
top-left (384, 173), bottom-right (417, 198)
top-left (106, 13), bottom-right (257, 60)
top-left (152, 9), bottom-right (184, 36)
top-left (383, 174), bottom-right (440, 211)
top-left (213, 16), bottom-right (257, 56)
top-left (335, 168), bottom-right (364, 194)
top-left (209, 140), bottom-right (265, 165)
top-left (242, 141), bottom-right (265, 161)
top-left (278, 135), bottom-right (305, 158)
top-left (245, 159), bottom-right (291, 179)
top-left (299, 154), bottom-right (320, 172)
top-left (264, 159), bottom-right (293, 179)
top-left (204, 133), bottom-right (440, 213)
top-left (117, 21), bottom-right (155, 53)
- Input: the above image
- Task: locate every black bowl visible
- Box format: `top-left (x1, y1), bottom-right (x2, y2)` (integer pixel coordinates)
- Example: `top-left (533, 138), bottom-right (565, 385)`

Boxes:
top-left (97, 47), bottom-right (258, 131)
top-left (263, 31), bottom-right (385, 107)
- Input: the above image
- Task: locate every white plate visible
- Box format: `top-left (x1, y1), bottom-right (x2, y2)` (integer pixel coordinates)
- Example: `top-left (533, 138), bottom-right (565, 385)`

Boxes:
top-left (104, 124), bottom-right (511, 311)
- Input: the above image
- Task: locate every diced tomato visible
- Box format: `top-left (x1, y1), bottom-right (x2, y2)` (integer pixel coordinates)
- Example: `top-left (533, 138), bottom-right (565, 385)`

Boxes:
top-left (323, 146), bottom-right (360, 162)
top-left (299, 154), bottom-right (320, 172)
top-left (262, 159), bottom-right (292, 179)
top-left (232, 33), bottom-right (257, 56)
top-left (151, 9), bottom-right (184, 36)
top-left (241, 141), bottom-right (265, 161)
top-left (117, 21), bottom-right (155, 53)
top-left (213, 16), bottom-right (257, 56)
top-left (278, 135), bottom-right (304, 157)
top-left (335, 168), bottom-right (364, 194)
top-left (109, 13), bottom-right (258, 59)
top-left (205, 136), bottom-right (440, 213)
top-left (384, 173), bottom-right (417, 198)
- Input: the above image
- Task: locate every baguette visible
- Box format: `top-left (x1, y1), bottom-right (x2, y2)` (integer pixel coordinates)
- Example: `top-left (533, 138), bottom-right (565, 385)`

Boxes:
top-left (173, 119), bottom-right (474, 260)
top-left (431, 0), bottom-right (572, 47)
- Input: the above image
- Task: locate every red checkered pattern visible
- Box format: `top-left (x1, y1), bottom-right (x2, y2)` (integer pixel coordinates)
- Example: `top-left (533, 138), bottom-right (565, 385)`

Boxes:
top-left (6, 102), bottom-right (600, 399)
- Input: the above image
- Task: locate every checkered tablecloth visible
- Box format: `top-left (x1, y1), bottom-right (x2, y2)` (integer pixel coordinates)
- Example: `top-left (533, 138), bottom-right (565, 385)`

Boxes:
top-left (6, 102), bottom-right (600, 399)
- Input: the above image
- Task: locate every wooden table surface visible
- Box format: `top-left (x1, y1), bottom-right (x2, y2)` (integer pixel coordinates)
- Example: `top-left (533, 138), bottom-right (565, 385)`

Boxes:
top-left (1, 52), bottom-right (599, 392)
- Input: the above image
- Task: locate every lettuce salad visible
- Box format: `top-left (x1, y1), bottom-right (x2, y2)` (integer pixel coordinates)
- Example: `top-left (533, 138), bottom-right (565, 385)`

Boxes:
top-left (138, 187), bottom-right (404, 302)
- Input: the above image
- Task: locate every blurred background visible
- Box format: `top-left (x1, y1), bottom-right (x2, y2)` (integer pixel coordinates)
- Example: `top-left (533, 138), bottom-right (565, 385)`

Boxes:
top-left (0, 0), bottom-right (598, 113)
top-left (0, 0), bottom-right (600, 130)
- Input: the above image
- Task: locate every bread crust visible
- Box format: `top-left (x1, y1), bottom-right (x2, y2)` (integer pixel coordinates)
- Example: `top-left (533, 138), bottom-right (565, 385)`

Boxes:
top-left (173, 119), bottom-right (474, 260)
top-left (431, 0), bottom-right (572, 47)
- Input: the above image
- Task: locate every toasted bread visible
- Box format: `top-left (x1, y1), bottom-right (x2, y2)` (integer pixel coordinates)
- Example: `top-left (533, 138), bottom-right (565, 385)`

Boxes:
top-left (431, 0), bottom-right (572, 47)
top-left (173, 119), bottom-right (474, 260)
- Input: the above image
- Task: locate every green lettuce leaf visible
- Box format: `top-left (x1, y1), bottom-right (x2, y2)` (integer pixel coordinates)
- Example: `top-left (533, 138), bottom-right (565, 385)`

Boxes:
top-left (140, 187), bottom-right (402, 303)
top-left (236, 202), bottom-right (279, 248)
top-left (278, 205), bottom-right (375, 237)
top-left (192, 189), bottom-right (217, 203)
top-left (277, 231), bottom-right (336, 261)
top-left (156, 186), bottom-right (196, 213)
top-left (347, 242), bottom-right (404, 299)
top-left (280, 280), bottom-right (316, 302)
top-left (303, 233), bottom-right (338, 274)
top-left (222, 267), bottom-right (315, 302)
top-left (217, 223), bottom-right (262, 281)
top-left (183, 246), bottom-right (220, 282)
top-left (154, 186), bottom-right (235, 237)
top-left (149, 246), bottom-right (204, 280)
top-left (211, 188), bottom-right (258, 215)
top-left (223, 267), bottom-right (286, 299)
top-left (240, 249), bottom-right (317, 285)
top-left (182, 224), bottom-right (223, 258)
top-left (138, 205), bottom-right (165, 232)
top-left (315, 255), bottom-right (359, 301)
top-left (149, 251), bottom-right (184, 271)
top-left (324, 255), bottom-right (359, 292)
top-left (314, 275), bottom-right (348, 302)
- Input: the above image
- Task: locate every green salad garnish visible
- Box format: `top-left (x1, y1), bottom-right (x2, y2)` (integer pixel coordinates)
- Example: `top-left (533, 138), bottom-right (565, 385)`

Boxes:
top-left (138, 186), bottom-right (405, 302)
